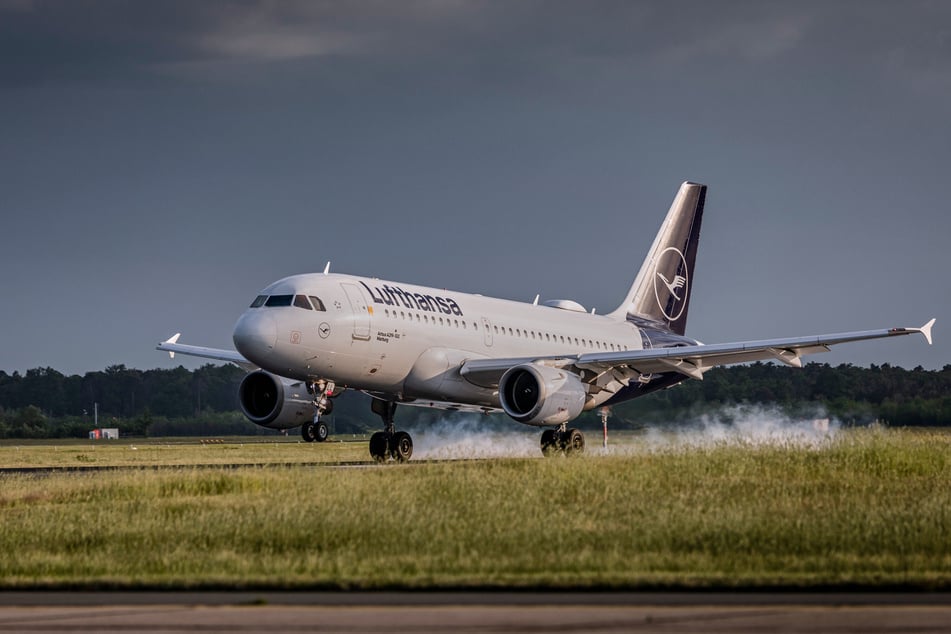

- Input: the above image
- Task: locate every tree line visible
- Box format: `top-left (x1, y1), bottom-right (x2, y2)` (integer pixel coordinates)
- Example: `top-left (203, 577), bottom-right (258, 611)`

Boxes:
top-left (0, 362), bottom-right (949, 438)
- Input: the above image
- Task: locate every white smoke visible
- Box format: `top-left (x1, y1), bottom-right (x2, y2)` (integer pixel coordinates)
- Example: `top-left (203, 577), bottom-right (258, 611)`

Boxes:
top-left (406, 404), bottom-right (839, 460)
top-left (408, 416), bottom-right (539, 459)
top-left (635, 404), bottom-right (839, 452)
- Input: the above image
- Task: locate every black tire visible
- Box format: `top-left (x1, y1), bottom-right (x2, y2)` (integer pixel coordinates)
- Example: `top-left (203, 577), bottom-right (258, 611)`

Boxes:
top-left (369, 432), bottom-right (388, 462)
top-left (315, 421), bottom-right (329, 442)
top-left (390, 431), bottom-right (413, 462)
top-left (563, 428), bottom-right (585, 455)
top-left (301, 421), bottom-right (317, 442)
top-left (540, 429), bottom-right (559, 457)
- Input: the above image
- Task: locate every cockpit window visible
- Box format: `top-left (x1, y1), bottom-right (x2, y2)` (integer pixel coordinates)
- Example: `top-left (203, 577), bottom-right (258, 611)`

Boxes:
top-left (252, 294), bottom-right (324, 309)
top-left (264, 294), bottom-right (294, 307)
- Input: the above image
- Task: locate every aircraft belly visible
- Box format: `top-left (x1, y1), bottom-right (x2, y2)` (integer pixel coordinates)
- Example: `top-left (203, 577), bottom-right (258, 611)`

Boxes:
top-left (404, 346), bottom-right (496, 406)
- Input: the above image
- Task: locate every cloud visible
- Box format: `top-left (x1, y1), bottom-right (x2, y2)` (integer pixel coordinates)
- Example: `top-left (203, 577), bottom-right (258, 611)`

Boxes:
top-left (654, 11), bottom-right (811, 65)
top-left (3, 0), bottom-right (951, 96)
top-left (0, 0), bottom-right (36, 10)
top-left (191, 2), bottom-right (376, 62)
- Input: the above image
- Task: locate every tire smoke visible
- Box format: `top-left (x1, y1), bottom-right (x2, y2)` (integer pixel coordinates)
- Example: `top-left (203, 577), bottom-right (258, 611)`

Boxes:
top-left (636, 404), bottom-right (839, 452)
top-left (405, 405), bottom-right (838, 460)
top-left (408, 416), bottom-right (539, 459)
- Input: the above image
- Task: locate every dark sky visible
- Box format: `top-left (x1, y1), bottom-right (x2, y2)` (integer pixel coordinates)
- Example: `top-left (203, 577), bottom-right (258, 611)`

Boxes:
top-left (1, 0), bottom-right (947, 375)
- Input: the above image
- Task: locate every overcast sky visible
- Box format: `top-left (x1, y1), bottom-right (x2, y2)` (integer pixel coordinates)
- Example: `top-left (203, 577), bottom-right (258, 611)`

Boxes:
top-left (1, 0), bottom-right (948, 375)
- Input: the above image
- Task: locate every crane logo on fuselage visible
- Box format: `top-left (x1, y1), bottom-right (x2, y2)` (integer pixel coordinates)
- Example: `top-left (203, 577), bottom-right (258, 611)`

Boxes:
top-left (653, 246), bottom-right (689, 322)
top-left (360, 281), bottom-right (464, 316)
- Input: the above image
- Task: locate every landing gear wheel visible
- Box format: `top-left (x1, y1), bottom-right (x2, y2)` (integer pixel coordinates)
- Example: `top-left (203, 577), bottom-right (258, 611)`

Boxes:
top-left (301, 421), bottom-right (317, 442)
top-left (315, 421), bottom-right (329, 442)
top-left (390, 431), bottom-right (413, 462)
top-left (369, 432), bottom-right (389, 463)
top-left (563, 428), bottom-right (585, 455)
top-left (540, 429), bottom-right (560, 457)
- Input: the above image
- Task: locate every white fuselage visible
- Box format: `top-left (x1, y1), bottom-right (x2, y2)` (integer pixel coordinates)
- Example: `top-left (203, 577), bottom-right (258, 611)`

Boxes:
top-left (232, 273), bottom-right (648, 409)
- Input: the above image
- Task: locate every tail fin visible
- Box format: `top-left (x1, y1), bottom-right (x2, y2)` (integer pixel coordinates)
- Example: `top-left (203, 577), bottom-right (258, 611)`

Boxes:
top-left (608, 181), bottom-right (706, 335)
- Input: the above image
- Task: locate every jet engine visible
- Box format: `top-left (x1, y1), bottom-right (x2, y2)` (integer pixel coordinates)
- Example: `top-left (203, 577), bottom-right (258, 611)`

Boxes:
top-left (238, 371), bottom-right (312, 429)
top-left (498, 363), bottom-right (586, 426)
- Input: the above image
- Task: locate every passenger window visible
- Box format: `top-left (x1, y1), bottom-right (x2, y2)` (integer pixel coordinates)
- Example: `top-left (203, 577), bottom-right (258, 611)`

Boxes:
top-left (250, 295), bottom-right (267, 308)
top-left (265, 295), bottom-right (293, 307)
top-left (309, 296), bottom-right (326, 311)
top-left (293, 295), bottom-right (313, 310)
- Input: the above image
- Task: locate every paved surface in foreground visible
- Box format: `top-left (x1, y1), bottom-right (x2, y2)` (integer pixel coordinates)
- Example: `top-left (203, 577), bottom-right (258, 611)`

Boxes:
top-left (1, 593), bottom-right (949, 633)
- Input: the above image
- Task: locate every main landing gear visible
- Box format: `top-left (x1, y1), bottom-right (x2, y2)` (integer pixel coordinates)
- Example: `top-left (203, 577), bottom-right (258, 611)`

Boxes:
top-left (368, 399), bottom-right (413, 463)
top-left (301, 380), bottom-right (336, 443)
top-left (540, 424), bottom-right (585, 457)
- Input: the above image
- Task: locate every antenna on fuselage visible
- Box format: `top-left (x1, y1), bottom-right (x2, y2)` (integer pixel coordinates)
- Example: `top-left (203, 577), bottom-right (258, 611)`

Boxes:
top-left (532, 294), bottom-right (540, 306)
top-left (323, 262), bottom-right (331, 275)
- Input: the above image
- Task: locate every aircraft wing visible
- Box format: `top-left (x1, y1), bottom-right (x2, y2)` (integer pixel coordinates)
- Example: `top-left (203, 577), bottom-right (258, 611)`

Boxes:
top-left (365, 393), bottom-right (502, 416)
top-left (156, 333), bottom-right (258, 372)
top-left (460, 319), bottom-right (936, 388)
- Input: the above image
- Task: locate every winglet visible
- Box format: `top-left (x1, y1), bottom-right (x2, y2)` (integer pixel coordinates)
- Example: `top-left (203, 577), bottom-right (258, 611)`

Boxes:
top-left (919, 318), bottom-right (936, 345)
top-left (162, 333), bottom-right (182, 358)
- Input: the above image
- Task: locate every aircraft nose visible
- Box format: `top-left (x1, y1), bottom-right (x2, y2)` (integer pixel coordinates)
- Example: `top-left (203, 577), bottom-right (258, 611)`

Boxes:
top-left (233, 311), bottom-right (277, 363)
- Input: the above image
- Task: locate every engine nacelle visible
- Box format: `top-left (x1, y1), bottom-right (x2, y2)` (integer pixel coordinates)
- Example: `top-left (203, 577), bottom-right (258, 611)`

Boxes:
top-left (238, 371), bottom-right (312, 429)
top-left (498, 363), bottom-right (586, 426)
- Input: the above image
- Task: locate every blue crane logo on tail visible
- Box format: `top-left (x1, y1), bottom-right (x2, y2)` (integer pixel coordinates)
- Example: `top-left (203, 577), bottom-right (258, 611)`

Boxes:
top-left (653, 246), bottom-right (689, 322)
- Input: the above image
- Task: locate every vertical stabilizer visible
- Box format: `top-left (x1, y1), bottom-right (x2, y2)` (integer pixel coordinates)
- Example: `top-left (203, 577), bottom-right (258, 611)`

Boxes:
top-left (608, 182), bottom-right (706, 335)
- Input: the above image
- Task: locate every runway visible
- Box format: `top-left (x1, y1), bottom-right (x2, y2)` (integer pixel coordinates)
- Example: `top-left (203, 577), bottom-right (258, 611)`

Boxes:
top-left (1, 593), bottom-right (948, 633)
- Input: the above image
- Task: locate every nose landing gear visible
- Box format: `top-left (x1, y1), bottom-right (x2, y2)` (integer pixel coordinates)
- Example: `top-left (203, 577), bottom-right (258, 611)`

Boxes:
top-left (301, 380), bottom-right (336, 443)
top-left (369, 399), bottom-right (414, 462)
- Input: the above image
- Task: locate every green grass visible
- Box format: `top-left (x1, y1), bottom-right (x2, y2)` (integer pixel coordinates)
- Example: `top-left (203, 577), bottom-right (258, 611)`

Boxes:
top-left (0, 436), bottom-right (370, 468)
top-left (0, 428), bottom-right (949, 590)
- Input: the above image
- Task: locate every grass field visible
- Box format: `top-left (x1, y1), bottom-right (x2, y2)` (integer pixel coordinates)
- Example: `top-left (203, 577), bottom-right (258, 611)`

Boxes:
top-left (0, 436), bottom-right (372, 468)
top-left (1, 428), bottom-right (949, 590)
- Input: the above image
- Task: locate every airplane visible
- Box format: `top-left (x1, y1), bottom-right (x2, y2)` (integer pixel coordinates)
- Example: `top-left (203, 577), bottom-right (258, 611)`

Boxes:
top-left (158, 182), bottom-right (935, 462)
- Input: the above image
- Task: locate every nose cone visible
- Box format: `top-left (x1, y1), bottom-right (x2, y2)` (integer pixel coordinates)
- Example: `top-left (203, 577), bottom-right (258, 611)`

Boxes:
top-left (233, 311), bottom-right (277, 365)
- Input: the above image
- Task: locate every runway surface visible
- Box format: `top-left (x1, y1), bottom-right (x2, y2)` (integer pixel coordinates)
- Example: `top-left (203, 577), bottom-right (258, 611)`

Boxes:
top-left (1, 593), bottom-right (948, 633)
